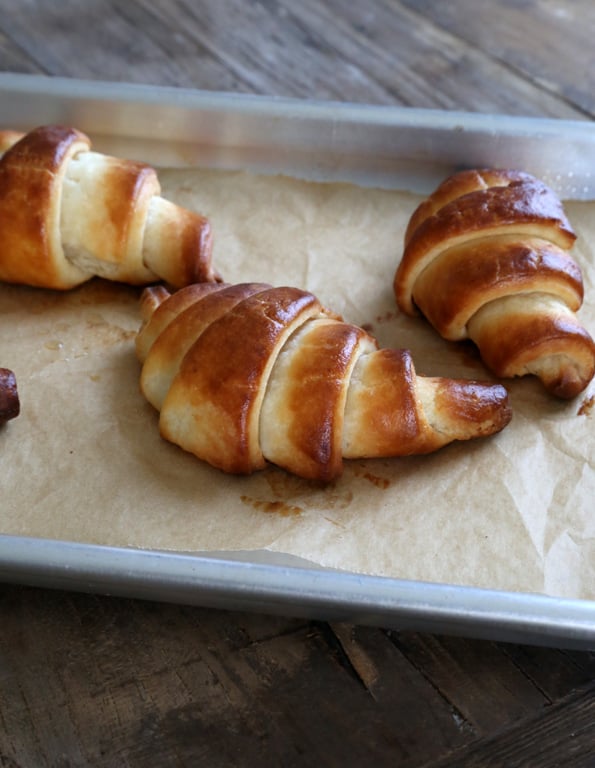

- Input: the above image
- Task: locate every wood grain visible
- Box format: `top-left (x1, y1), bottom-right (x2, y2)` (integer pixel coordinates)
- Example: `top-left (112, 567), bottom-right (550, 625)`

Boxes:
top-left (2, 587), bottom-right (594, 767)
top-left (0, 1), bottom-right (595, 766)
top-left (402, 0), bottom-right (595, 117)
top-left (0, 0), bottom-right (592, 117)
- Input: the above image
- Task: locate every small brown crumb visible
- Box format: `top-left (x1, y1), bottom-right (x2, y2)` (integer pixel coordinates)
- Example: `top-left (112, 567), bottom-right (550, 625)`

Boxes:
top-left (361, 472), bottom-right (391, 489)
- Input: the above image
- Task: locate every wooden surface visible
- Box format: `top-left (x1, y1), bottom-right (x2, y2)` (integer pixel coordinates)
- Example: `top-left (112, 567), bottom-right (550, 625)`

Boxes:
top-left (1, 1), bottom-right (595, 765)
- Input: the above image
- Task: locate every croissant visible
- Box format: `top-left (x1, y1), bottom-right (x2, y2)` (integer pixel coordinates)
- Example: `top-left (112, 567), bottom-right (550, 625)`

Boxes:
top-left (394, 169), bottom-right (595, 399)
top-left (0, 368), bottom-right (19, 424)
top-left (0, 125), bottom-right (219, 290)
top-left (135, 282), bottom-right (512, 481)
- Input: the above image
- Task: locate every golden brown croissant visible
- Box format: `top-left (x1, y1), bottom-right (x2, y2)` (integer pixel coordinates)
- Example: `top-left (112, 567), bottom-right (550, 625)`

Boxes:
top-left (0, 126), bottom-right (219, 290)
top-left (136, 282), bottom-right (512, 481)
top-left (394, 169), bottom-right (595, 399)
top-left (0, 368), bottom-right (19, 424)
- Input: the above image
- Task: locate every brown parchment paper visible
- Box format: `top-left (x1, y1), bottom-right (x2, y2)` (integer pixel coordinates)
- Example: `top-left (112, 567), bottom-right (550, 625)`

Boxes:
top-left (1, 168), bottom-right (594, 600)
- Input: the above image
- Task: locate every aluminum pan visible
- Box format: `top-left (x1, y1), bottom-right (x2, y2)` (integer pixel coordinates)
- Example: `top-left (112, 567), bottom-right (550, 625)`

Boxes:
top-left (1, 73), bottom-right (595, 197)
top-left (0, 535), bottom-right (594, 649)
top-left (0, 73), bottom-right (594, 648)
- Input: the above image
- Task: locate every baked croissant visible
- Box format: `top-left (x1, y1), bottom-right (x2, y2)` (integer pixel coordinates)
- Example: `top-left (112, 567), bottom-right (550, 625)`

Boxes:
top-left (135, 282), bottom-right (512, 481)
top-left (0, 368), bottom-right (19, 424)
top-left (0, 125), bottom-right (219, 290)
top-left (394, 169), bottom-right (595, 399)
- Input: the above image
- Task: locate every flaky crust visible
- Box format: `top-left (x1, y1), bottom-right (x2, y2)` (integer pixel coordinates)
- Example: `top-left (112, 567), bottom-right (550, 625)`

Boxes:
top-left (136, 283), bottom-right (512, 481)
top-left (394, 168), bottom-right (595, 398)
top-left (0, 126), bottom-right (219, 290)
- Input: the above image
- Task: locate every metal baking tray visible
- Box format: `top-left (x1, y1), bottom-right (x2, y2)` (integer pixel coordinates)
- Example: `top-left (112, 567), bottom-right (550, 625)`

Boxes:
top-left (1, 73), bottom-right (594, 649)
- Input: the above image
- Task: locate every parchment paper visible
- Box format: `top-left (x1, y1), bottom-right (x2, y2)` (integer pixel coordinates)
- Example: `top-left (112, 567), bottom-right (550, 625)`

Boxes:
top-left (1, 168), bottom-right (594, 599)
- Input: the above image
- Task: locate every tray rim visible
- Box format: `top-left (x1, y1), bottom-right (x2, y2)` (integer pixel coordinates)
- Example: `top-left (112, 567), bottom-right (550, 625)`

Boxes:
top-left (1, 534), bottom-right (594, 649)
top-left (3, 72), bottom-right (595, 199)
top-left (1, 72), bottom-right (594, 649)
top-left (0, 70), bottom-right (594, 134)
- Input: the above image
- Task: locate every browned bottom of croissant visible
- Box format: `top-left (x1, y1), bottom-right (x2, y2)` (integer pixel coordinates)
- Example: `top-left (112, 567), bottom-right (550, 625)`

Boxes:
top-left (136, 282), bottom-right (512, 481)
top-left (0, 368), bottom-right (19, 424)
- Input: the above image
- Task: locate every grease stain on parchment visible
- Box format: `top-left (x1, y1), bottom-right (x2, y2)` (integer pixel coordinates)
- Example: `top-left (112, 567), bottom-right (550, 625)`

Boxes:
top-left (577, 394), bottom-right (594, 417)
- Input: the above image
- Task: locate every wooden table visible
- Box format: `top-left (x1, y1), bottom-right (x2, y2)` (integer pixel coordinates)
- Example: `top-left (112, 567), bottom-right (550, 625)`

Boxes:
top-left (1, 2), bottom-right (594, 765)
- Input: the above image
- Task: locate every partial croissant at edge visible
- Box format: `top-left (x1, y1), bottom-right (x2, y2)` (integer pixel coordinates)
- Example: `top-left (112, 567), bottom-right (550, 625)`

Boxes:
top-left (136, 282), bottom-right (512, 481)
top-left (0, 367), bottom-right (19, 424)
top-left (394, 168), bottom-right (595, 399)
top-left (0, 125), bottom-right (220, 290)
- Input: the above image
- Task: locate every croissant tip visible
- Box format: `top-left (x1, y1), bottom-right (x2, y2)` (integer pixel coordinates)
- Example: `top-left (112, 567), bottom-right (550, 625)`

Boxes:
top-left (489, 383), bottom-right (513, 431)
top-left (542, 369), bottom-right (595, 400)
top-left (433, 377), bottom-right (513, 440)
top-left (139, 284), bottom-right (172, 321)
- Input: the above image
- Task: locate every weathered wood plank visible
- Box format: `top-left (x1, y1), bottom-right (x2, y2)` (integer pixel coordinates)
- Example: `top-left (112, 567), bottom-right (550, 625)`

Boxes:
top-left (0, 0), bottom-right (589, 118)
top-left (1, 584), bottom-right (595, 767)
top-left (0, 0), bottom-right (240, 90)
top-left (389, 632), bottom-right (547, 732)
top-left (131, 0), bottom-right (398, 103)
top-left (0, 588), bottom-right (478, 767)
top-left (500, 643), bottom-right (595, 700)
top-left (400, 0), bottom-right (595, 117)
top-left (0, 26), bottom-right (43, 74)
top-left (430, 683), bottom-right (595, 768)
top-left (270, 0), bottom-right (590, 117)
top-left (323, 623), bottom-right (474, 765)
top-left (0, 587), bottom-right (310, 767)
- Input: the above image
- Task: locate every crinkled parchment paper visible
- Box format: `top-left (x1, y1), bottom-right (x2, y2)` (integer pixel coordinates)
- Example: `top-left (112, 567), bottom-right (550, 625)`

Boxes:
top-left (1, 168), bottom-right (594, 599)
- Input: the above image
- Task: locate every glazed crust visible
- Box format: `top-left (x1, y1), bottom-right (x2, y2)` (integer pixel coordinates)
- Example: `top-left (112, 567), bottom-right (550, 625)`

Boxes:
top-left (396, 175), bottom-right (576, 315)
top-left (0, 126), bottom-right (218, 290)
top-left (403, 168), bottom-right (535, 245)
top-left (394, 168), bottom-right (595, 398)
top-left (136, 283), bottom-right (512, 481)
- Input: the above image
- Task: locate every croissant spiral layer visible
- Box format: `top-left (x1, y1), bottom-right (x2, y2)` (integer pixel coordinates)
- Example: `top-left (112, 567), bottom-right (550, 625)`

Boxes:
top-left (394, 169), bottom-right (595, 398)
top-left (136, 283), bottom-right (512, 481)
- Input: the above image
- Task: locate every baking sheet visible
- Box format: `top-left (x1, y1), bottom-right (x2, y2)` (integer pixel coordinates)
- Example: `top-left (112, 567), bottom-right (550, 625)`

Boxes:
top-left (0, 74), bottom-right (594, 647)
